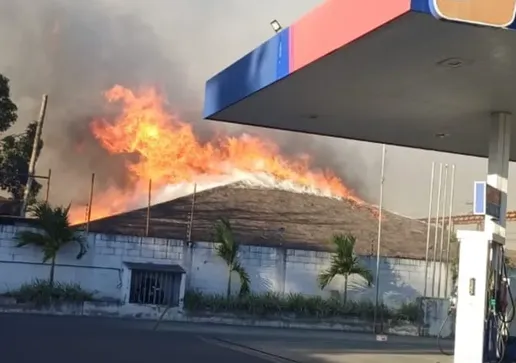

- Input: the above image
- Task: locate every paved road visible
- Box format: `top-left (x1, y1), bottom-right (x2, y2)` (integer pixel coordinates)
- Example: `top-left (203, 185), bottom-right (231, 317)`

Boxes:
top-left (0, 314), bottom-right (269, 363)
top-left (0, 314), bottom-right (454, 363)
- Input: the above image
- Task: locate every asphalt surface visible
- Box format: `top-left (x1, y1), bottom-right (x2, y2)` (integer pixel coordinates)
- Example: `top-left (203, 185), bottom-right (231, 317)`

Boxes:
top-left (0, 314), bottom-right (454, 363)
top-left (0, 314), bottom-right (270, 363)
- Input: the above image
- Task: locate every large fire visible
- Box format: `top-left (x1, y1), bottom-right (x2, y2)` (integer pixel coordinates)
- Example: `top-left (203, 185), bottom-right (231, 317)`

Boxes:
top-left (68, 85), bottom-right (361, 224)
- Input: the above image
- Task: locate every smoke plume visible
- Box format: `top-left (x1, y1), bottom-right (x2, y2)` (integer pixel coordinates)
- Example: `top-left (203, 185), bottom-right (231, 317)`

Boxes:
top-left (0, 0), bottom-right (376, 206)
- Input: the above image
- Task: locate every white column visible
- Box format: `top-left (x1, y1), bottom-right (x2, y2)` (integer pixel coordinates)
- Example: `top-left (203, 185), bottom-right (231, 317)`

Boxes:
top-left (454, 231), bottom-right (491, 363)
top-left (454, 113), bottom-right (511, 363)
top-left (485, 112), bottom-right (511, 238)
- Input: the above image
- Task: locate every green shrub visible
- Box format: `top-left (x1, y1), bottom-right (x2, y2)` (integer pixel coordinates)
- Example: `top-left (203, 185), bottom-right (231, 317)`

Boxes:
top-left (184, 290), bottom-right (417, 323)
top-left (394, 301), bottom-right (420, 323)
top-left (4, 279), bottom-right (95, 306)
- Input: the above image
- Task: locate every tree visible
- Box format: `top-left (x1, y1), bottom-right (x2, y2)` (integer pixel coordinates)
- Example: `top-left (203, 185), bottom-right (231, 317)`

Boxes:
top-left (214, 218), bottom-right (250, 297)
top-left (0, 121), bottom-right (43, 201)
top-left (0, 74), bottom-right (17, 132)
top-left (0, 73), bottom-right (44, 203)
top-left (318, 233), bottom-right (373, 304)
top-left (14, 201), bottom-right (87, 285)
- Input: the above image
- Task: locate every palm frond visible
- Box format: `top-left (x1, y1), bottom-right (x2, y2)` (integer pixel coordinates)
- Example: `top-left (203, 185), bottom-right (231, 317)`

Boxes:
top-left (350, 265), bottom-right (374, 286)
top-left (214, 218), bottom-right (237, 265)
top-left (331, 234), bottom-right (358, 272)
top-left (333, 233), bottom-right (356, 257)
top-left (318, 264), bottom-right (340, 289)
top-left (14, 230), bottom-right (51, 248)
top-left (232, 262), bottom-right (250, 296)
top-left (42, 244), bottom-right (58, 263)
top-left (16, 201), bottom-right (88, 261)
top-left (318, 233), bottom-right (373, 290)
top-left (213, 218), bottom-right (252, 295)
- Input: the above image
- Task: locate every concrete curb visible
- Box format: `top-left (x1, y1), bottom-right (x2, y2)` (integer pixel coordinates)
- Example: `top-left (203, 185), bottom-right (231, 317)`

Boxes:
top-left (173, 315), bottom-right (419, 336)
top-left (0, 301), bottom-right (419, 336)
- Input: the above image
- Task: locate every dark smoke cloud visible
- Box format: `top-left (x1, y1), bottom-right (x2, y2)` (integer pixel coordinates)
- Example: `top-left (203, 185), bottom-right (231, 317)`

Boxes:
top-left (0, 0), bottom-right (197, 204)
top-left (0, 0), bottom-right (374, 206)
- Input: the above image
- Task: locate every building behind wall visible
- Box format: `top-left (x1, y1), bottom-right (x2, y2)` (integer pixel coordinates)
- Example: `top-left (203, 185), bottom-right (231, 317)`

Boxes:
top-left (0, 183), bottom-right (450, 307)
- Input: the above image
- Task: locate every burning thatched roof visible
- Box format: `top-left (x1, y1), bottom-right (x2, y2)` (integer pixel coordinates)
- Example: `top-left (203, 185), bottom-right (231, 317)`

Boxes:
top-left (86, 182), bottom-right (438, 260)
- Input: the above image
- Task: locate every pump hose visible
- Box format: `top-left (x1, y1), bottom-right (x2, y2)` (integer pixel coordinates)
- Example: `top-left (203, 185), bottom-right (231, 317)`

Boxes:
top-left (490, 249), bottom-right (514, 363)
top-left (437, 308), bottom-right (454, 356)
top-left (502, 260), bottom-right (515, 324)
top-left (437, 250), bottom-right (515, 360)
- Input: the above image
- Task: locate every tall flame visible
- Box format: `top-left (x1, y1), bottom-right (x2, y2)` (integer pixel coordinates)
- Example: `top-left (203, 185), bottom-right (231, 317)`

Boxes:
top-left (69, 85), bottom-right (361, 223)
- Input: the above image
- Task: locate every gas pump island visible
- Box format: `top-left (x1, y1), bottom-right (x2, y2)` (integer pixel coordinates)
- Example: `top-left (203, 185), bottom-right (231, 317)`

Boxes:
top-left (203, 1), bottom-right (516, 362)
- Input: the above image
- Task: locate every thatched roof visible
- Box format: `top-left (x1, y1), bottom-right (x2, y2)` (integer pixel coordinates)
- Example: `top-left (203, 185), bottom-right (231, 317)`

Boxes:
top-left (86, 183), bottom-right (439, 260)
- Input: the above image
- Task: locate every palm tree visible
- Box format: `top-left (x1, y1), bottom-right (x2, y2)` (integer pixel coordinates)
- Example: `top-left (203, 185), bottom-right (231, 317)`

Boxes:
top-left (15, 201), bottom-right (87, 286)
top-left (214, 218), bottom-right (250, 297)
top-left (318, 233), bottom-right (373, 304)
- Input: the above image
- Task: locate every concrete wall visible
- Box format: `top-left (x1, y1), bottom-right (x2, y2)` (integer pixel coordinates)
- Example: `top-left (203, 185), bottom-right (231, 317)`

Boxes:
top-left (0, 225), bottom-right (185, 303)
top-left (419, 297), bottom-right (453, 338)
top-left (0, 224), bottom-right (449, 308)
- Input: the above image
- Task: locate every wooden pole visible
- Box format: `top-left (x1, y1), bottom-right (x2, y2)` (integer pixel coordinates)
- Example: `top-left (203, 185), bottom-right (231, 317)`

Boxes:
top-left (45, 169), bottom-right (52, 203)
top-left (186, 183), bottom-right (197, 243)
top-left (86, 173), bottom-right (95, 233)
top-left (145, 179), bottom-right (152, 237)
top-left (21, 94), bottom-right (48, 216)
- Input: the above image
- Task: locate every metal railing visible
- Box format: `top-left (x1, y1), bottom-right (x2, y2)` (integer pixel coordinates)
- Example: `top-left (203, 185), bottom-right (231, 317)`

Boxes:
top-left (129, 269), bottom-right (181, 306)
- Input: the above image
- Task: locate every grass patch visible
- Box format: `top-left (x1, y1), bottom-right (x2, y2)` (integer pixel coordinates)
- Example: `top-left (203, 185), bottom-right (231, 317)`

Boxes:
top-left (4, 279), bottom-right (95, 306)
top-left (184, 291), bottom-right (419, 323)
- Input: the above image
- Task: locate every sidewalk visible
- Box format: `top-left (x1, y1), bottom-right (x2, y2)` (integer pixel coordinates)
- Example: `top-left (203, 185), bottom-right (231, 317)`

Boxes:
top-left (154, 320), bottom-right (454, 363)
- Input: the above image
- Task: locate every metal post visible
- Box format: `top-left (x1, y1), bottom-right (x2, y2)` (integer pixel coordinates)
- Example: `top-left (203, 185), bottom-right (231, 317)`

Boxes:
top-left (437, 164), bottom-right (449, 297)
top-left (373, 144), bottom-right (386, 334)
top-left (21, 94), bottom-right (48, 216)
top-left (45, 169), bottom-right (52, 203)
top-left (431, 163), bottom-right (444, 297)
top-left (86, 173), bottom-right (95, 234)
top-left (423, 162), bottom-right (436, 298)
top-left (145, 179), bottom-right (152, 237)
top-left (444, 164), bottom-right (456, 297)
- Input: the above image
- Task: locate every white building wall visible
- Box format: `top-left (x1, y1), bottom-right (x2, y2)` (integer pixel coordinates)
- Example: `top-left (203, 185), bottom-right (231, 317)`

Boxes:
top-left (0, 224), bottom-right (449, 307)
top-left (0, 225), bottom-right (184, 301)
top-left (283, 249), bottom-right (448, 307)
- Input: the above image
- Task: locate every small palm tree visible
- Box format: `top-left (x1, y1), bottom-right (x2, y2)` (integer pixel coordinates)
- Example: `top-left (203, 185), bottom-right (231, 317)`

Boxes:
top-left (318, 233), bottom-right (373, 304)
top-left (15, 201), bottom-right (87, 286)
top-left (214, 218), bottom-right (250, 297)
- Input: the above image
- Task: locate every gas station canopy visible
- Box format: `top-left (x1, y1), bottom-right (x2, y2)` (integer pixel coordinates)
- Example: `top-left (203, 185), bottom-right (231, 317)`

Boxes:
top-left (204, 0), bottom-right (516, 160)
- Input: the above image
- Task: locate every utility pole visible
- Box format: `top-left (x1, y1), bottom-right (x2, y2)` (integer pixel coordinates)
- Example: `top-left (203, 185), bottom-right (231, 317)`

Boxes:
top-left (20, 94), bottom-right (48, 216)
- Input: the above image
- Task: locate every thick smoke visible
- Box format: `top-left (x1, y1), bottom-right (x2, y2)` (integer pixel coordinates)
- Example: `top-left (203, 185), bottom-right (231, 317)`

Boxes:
top-left (0, 0), bottom-right (375, 206)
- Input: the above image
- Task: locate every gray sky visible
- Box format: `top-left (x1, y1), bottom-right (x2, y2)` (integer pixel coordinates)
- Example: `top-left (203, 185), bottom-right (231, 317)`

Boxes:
top-left (0, 0), bottom-right (504, 219)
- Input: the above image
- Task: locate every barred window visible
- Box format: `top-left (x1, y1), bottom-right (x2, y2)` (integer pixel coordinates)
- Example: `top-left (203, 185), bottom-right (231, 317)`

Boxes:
top-left (125, 262), bottom-right (185, 306)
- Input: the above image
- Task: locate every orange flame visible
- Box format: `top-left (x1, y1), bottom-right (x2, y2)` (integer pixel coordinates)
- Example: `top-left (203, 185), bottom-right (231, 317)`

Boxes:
top-left (69, 85), bottom-right (361, 223)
